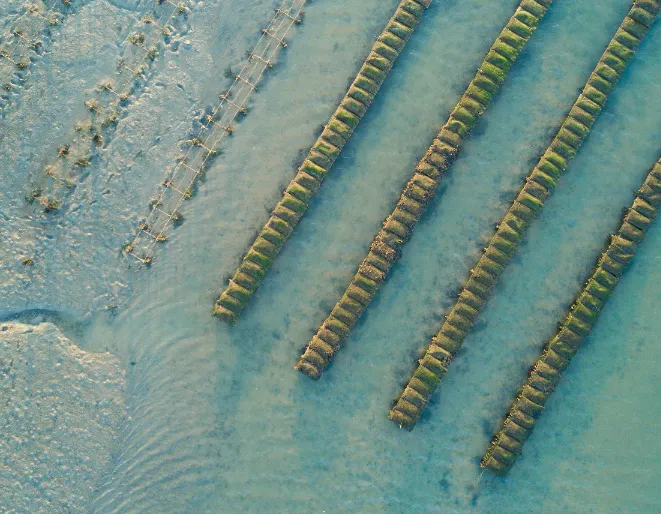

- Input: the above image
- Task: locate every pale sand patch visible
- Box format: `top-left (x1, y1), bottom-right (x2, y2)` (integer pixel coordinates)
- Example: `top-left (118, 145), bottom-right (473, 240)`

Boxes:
top-left (0, 322), bottom-right (126, 513)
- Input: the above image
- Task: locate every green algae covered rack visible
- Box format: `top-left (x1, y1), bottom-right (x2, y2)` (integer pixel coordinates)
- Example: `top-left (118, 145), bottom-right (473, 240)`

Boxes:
top-left (213, 0), bottom-right (433, 323)
top-left (296, 0), bottom-right (555, 380)
top-left (389, 0), bottom-right (661, 431)
top-left (482, 154), bottom-right (661, 476)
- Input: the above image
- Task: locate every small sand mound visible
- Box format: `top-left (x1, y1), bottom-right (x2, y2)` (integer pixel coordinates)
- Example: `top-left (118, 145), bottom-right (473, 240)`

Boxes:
top-left (0, 322), bottom-right (126, 513)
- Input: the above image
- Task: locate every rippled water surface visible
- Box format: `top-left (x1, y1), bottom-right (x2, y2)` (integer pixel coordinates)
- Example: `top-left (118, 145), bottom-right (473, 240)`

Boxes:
top-left (2, 0), bottom-right (661, 512)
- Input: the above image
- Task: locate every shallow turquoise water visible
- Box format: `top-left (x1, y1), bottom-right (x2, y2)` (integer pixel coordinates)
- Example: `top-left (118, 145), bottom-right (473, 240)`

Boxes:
top-left (2, 0), bottom-right (661, 511)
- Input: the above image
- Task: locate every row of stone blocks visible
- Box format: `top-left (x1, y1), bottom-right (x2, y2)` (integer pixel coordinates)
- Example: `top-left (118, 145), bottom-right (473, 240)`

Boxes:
top-left (296, 0), bottom-right (556, 379)
top-left (389, 0), bottom-right (661, 432)
top-left (214, 0), bottom-right (433, 323)
top-left (482, 156), bottom-right (661, 475)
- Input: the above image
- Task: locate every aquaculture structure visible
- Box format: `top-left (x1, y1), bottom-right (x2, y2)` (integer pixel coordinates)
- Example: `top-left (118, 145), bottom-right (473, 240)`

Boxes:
top-left (125, 0), bottom-right (307, 266)
top-left (389, 0), bottom-right (661, 430)
top-left (0, 0), bottom-right (81, 116)
top-left (482, 154), bottom-right (661, 475)
top-left (295, 0), bottom-right (554, 379)
top-left (28, 0), bottom-right (191, 213)
top-left (214, 0), bottom-right (433, 323)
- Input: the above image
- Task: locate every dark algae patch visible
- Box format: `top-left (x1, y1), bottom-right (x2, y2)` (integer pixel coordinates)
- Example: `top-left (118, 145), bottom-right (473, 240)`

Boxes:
top-left (482, 152), bottom-right (661, 476)
top-left (295, 0), bottom-right (554, 381)
top-left (214, 0), bottom-right (433, 324)
top-left (389, 0), bottom-right (661, 431)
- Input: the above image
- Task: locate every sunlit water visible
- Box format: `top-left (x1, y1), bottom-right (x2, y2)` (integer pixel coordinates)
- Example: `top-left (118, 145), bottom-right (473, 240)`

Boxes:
top-left (1, 0), bottom-right (660, 511)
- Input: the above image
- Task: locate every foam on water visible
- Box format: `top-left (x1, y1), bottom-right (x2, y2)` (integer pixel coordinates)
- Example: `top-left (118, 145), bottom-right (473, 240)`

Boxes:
top-left (2, 0), bottom-right (661, 511)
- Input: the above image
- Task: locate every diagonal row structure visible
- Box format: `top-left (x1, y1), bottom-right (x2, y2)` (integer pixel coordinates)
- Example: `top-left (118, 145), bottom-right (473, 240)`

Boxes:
top-left (213, 0), bottom-right (433, 323)
top-left (482, 153), bottom-right (661, 475)
top-left (125, 0), bottom-right (308, 265)
top-left (0, 0), bottom-right (80, 116)
top-left (295, 0), bottom-right (555, 379)
top-left (28, 0), bottom-right (191, 214)
top-left (389, 0), bottom-right (661, 430)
